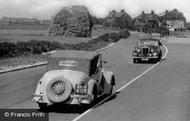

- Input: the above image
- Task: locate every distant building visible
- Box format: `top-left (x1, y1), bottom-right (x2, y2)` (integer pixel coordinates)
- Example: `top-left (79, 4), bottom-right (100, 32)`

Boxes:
top-left (39, 19), bottom-right (50, 25)
top-left (0, 17), bottom-right (40, 24)
top-left (134, 10), bottom-right (159, 32)
top-left (186, 22), bottom-right (190, 30)
top-left (0, 17), bottom-right (50, 25)
top-left (159, 9), bottom-right (186, 32)
top-left (103, 9), bottom-right (133, 29)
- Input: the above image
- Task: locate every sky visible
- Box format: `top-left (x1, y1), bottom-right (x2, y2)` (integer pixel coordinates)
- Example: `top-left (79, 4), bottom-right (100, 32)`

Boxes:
top-left (0, 0), bottom-right (189, 21)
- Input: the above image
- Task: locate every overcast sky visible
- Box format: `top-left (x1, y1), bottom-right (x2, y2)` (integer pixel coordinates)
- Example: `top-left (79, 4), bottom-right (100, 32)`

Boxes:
top-left (0, 0), bottom-right (189, 21)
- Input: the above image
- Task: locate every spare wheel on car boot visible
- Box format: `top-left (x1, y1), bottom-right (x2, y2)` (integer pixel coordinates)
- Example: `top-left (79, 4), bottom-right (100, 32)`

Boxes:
top-left (46, 76), bottom-right (72, 103)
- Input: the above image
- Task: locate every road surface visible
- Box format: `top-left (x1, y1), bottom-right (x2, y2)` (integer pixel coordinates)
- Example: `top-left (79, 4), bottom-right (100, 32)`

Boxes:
top-left (1, 32), bottom-right (190, 121)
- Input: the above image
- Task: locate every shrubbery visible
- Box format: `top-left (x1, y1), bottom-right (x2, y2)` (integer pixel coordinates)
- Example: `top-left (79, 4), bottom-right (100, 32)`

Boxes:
top-left (0, 40), bottom-right (61, 58)
top-left (140, 25), bottom-right (169, 36)
top-left (118, 29), bottom-right (130, 39)
top-left (0, 29), bottom-right (130, 58)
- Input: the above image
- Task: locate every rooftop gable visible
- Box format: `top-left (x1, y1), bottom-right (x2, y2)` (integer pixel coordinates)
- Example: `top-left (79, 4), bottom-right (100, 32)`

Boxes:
top-left (135, 11), bottom-right (158, 20)
top-left (160, 9), bottom-right (186, 21)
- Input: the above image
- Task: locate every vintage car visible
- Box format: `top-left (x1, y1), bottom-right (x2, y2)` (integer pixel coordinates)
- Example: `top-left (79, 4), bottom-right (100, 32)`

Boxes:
top-left (33, 50), bottom-right (115, 109)
top-left (132, 38), bottom-right (163, 63)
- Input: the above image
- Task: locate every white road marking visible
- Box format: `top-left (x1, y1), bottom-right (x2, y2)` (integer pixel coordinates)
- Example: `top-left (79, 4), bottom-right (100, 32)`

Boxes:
top-left (43, 40), bottom-right (120, 55)
top-left (96, 41), bottom-right (120, 52)
top-left (72, 45), bottom-right (168, 121)
top-left (162, 44), bottom-right (168, 60)
top-left (42, 50), bottom-right (57, 55)
top-left (41, 40), bottom-right (119, 55)
top-left (116, 62), bottom-right (159, 92)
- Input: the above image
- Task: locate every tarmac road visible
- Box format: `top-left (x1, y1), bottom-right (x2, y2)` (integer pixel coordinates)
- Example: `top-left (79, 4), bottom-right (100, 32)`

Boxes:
top-left (1, 32), bottom-right (190, 121)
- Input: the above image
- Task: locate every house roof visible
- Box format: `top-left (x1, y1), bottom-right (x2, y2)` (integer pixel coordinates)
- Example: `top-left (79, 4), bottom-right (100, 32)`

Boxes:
top-left (107, 11), bottom-right (123, 18)
top-left (107, 10), bottom-right (132, 18)
top-left (160, 9), bottom-right (185, 21)
top-left (50, 50), bottom-right (98, 59)
top-left (135, 11), bottom-right (158, 20)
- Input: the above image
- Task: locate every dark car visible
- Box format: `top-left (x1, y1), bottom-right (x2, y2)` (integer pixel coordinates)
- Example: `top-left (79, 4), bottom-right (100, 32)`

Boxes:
top-left (132, 38), bottom-right (163, 63)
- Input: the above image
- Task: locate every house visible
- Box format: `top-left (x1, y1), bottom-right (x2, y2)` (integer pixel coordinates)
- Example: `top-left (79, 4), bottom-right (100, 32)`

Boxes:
top-left (103, 9), bottom-right (133, 29)
top-left (159, 9), bottom-right (186, 32)
top-left (186, 22), bottom-right (190, 30)
top-left (134, 10), bottom-right (159, 32)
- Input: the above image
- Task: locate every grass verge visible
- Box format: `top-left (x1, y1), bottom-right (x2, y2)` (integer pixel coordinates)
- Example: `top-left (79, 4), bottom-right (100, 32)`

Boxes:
top-left (0, 29), bottom-right (130, 70)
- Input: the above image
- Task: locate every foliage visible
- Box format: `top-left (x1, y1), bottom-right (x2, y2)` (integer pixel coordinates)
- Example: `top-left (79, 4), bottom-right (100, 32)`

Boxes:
top-left (91, 16), bottom-right (105, 25)
top-left (0, 24), bottom-right (49, 30)
top-left (140, 25), bottom-right (169, 36)
top-left (118, 29), bottom-right (130, 38)
top-left (186, 22), bottom-right (190, 30)
top-left (0, 29), bottom-right (130, 58)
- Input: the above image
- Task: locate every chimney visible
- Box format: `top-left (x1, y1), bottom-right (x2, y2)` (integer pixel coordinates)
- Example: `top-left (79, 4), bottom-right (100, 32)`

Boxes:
top-left (141, 11), bottom-right (145, 15)
top-left (151, 10), bottom-right (154, 14)
top-left (174, 8), bottom-right (178, 11)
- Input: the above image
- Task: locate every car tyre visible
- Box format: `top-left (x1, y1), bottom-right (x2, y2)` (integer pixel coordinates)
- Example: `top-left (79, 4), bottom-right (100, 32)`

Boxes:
top-left (109, 85), bottom-right (113, 95)
top-left (159, 52), bottom-right (162, 60)
top-left (108, 76), bottom-right (115, 95)
top-left (138, 59), bottom-right (141, 63)
top-left (157, 52), bottom-right (162, 62)
top-left (133, 59), bottom-right (138, 63)
top-left (38, 103), bottom-right (48, 111)
top-left (91, 85), bottom-right (98, 106)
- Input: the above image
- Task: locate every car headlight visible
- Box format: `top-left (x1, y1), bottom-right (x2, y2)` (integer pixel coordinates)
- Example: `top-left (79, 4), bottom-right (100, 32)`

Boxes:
top-left (136, 48), bottom-right (140, 53)
top-left (150, 49), bottom-right (154, 53)
top-left (79, 86), bottom-right (87, 94)
top-left (153, 53), bottom-right (157, 56)
top-left (75, 83), bottom-right (88, 95)
top-left (133, 52), bottom-right (137, 56)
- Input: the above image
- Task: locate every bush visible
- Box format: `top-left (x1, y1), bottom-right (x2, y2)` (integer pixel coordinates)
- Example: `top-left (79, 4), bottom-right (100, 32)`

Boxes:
top-left (95, 33), bottom-right (109, 42)
top-left (118, 29), bottom-right (130, 39)
top-left (0, 40), bottom-right (62, 58)
top-left (0, 29), bottom-right (130, 58)
top-left (127, 25), bottom-right (138, 31)
top-left (0, 42), bottom-right (17, 57)
top-left (108, 32), bottom-right (120, 42)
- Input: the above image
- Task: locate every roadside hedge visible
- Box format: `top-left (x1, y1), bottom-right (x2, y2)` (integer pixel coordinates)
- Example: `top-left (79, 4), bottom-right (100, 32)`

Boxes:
top-left (0, 29), bottom-right (130, 58)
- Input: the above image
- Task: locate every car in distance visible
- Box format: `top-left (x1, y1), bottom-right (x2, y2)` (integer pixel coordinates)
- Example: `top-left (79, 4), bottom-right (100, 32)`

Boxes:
top-left (33, 50), bottom-right (115, 110)
top-left (132, 38), bottom-right (163, 63)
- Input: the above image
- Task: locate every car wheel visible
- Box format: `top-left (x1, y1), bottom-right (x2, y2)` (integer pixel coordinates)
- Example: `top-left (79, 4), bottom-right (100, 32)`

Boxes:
top-left (138, 59), bottom-right (141, 63)
top-left (133, 59), bottom-right (138, 63)
top-left (159, 52), bottom-right (162, 60)
top-left (157, 53), bottom-right (162, 62)
top-left (38, 103), bottom-right (47, 110)
top-left (108, 76), bottom-right (115, 95)
top-left (108, 85), bottom-right (113, 95)
top-left (91, 86), bottom-right (98, 106)
top-left (46, 77), bottom-right (72, 103)
top-left (157, 57), bottom-right (160, 62)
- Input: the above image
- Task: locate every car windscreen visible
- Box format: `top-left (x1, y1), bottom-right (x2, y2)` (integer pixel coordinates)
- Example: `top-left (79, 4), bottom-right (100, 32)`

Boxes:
top-left (139, 40), bottom-right (158, 46)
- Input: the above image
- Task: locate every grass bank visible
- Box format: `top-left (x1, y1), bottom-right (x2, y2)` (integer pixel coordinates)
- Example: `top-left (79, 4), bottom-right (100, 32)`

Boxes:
top-left (0, 29), bottom-right (130, 70)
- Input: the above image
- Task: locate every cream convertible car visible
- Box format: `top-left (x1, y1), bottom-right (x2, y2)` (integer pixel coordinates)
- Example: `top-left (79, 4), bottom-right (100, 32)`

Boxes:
top-left (33, 50), bottom-right (115, 109)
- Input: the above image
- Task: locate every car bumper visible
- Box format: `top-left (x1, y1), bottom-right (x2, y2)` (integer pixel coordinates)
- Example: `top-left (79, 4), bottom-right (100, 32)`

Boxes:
top-left (33, 93), bottom-right (92, 105)
top-left (133, 56), bottom-right (158, 59)
top-left (133, 56), bottom-right (158, 60)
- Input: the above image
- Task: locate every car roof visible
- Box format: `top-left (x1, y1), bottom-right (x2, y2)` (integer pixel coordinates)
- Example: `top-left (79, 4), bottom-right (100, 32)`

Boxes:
top-left (50, 50), bottom-right (99, 59)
